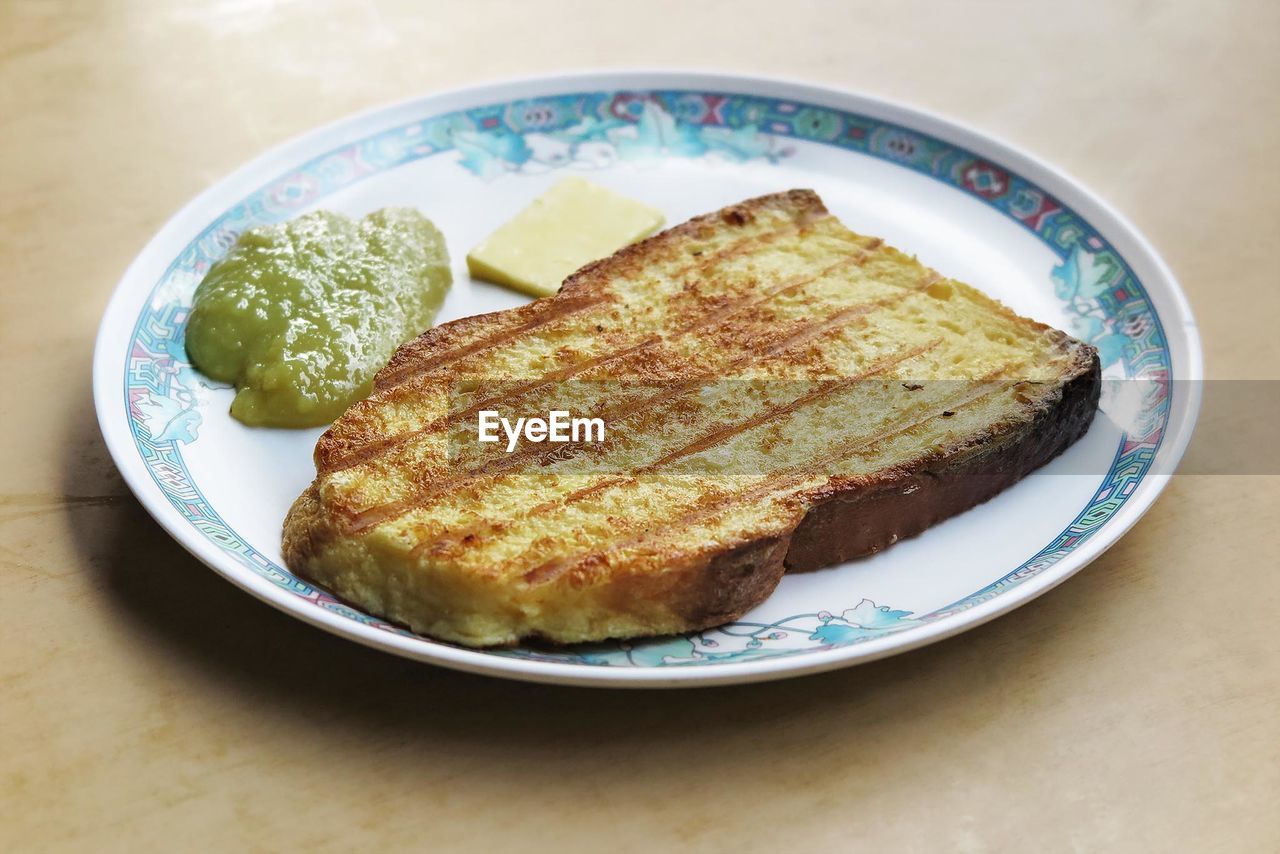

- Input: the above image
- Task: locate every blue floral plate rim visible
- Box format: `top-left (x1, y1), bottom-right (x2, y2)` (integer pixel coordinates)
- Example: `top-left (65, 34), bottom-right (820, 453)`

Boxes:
top-left (93, 71), bottom-right (1202, 687)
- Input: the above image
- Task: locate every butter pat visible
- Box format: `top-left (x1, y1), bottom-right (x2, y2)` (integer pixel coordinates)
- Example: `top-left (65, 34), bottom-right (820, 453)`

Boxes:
top-left (467, 177), bottom-right (665, 298)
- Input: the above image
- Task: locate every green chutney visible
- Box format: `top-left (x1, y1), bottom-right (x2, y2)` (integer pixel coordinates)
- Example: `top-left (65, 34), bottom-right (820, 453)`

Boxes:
top-left (185, 208), bottom-right (452, 427)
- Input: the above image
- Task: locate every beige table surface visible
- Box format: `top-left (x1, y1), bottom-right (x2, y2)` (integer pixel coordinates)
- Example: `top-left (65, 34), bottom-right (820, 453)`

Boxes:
top-left (2, 1), bottom-right (1277, 850)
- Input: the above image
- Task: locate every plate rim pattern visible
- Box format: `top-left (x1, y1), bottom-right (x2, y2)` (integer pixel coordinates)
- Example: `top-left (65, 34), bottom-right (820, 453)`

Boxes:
top-left (94, 71), bottom-right (1200, 685)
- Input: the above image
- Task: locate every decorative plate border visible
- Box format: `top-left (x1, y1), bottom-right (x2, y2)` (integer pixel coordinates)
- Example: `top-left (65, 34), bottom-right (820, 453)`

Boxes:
top-left (122, 88), bottom-right (1170, 667)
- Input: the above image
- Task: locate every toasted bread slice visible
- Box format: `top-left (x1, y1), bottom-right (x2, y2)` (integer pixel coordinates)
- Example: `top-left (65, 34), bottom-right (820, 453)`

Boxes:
top-left (283, 190), bottom-right (1099, 647)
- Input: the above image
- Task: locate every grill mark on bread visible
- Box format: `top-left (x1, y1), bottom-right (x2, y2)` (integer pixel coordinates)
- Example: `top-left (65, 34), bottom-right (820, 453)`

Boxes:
top-left (373, 219), bottom-right (806, 392)
top-left (678, 240), bottom-right (884, 335)
top-left (375, 291), bottom-right (612, 390)
top-left (646, 340), bottom-right (940, 467)
top-left (329, 335), bottom-right (661, 474)
top-left (325, 241), bottom-right (888, 476)
top-left (435, 252), bottom-right (916, 480)
top-left (325, 224), bottom-right (834, 471)
top-left (437, 248), bottom-right (902, 470)
top-left (414, 341), bottom-right (940, 559)
top-left (521, 367), bottom-right (1017, 585)
top-left (760, 275), bottom-right (935, 360)
top-left (347, 281), bottom-right (925, 535)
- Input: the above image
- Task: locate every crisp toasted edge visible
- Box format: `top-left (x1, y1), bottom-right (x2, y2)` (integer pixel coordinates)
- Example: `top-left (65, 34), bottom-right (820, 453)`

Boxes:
top-left (785, 345), bottom-right (1101, 571)
top-left (580, 346), bottom-right (1103, 639)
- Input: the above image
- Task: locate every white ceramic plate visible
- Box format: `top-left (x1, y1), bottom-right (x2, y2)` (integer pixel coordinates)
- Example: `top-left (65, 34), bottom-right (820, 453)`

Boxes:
top-left (94, 71), bottom-right (1200, 687)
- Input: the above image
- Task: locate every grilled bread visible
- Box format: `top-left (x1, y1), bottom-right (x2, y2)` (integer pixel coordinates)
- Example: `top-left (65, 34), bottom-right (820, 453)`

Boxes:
top-left (283, 190), bottom-right (1099, 647)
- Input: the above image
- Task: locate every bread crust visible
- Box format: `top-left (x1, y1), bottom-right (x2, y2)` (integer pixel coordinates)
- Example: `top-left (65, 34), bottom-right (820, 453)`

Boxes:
top-left (282, 189), bottom-right (1101, 647)
top-left (785, 348), bottom-right (1100, 572)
